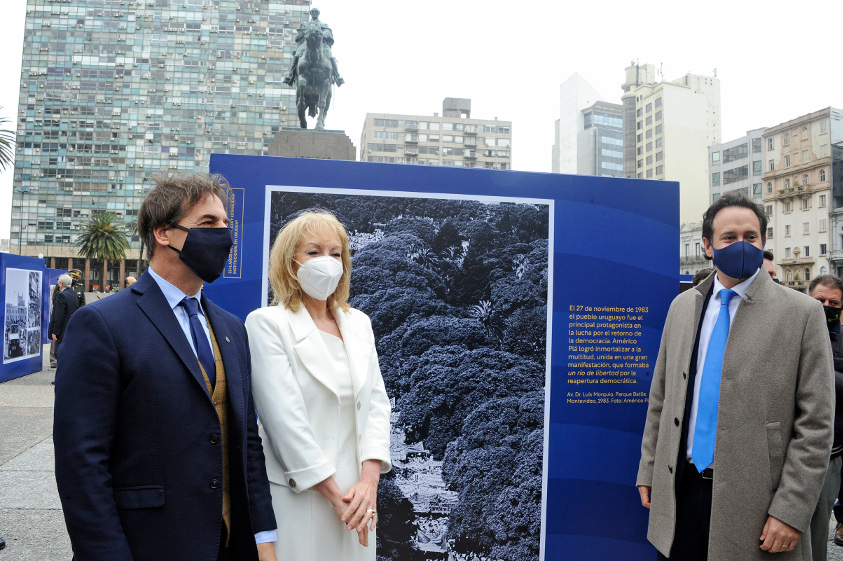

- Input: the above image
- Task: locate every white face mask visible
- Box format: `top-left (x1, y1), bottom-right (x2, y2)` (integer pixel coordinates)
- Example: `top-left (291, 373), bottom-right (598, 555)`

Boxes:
top-left (295, 256), bottom-right (343, 301)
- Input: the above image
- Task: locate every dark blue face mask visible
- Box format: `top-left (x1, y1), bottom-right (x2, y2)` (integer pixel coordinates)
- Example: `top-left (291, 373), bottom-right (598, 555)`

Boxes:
top-left (710, 240), bottom-right (764, 281)
top-left (169, 224), bottom-right (233, 283)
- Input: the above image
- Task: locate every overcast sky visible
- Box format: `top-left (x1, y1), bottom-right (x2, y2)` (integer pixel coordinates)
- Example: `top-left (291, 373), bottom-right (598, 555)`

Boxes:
top-left (2, 0), bottom-right (840, 240)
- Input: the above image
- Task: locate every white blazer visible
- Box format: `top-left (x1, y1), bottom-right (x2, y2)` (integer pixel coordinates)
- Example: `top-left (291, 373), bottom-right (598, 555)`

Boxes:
top-left (245, 304), bottom-right (392, 493)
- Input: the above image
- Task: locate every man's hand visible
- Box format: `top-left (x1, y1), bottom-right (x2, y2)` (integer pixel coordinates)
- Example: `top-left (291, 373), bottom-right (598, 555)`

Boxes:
top-left (760, 515), bottom-right (800, 553)
top-left (51, 334), bottom-right (57, 341)
top-left (637, 485), bottom-right (651, 508)
top-left (257, 542), bottom-right (277, 561)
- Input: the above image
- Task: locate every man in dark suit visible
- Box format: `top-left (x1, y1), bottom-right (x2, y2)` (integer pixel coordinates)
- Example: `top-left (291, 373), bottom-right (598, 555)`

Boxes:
top-left (48, 273), bottom-right (78, 365)
top-left (54, 173), bottom-right (277, 561)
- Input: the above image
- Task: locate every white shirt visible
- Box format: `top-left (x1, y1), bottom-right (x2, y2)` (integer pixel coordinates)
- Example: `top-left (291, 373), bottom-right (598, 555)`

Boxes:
top-left (686, 268), bottom-right (760, 461)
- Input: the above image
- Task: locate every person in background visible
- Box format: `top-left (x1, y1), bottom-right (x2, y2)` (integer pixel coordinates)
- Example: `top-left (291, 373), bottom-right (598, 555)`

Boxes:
top-left (692, 268), bottom-right (714, 287)
top-left (48, 273), bottom-right (78, 372)
top-left (807, 275), bottom-right (843, 561)
top-left (246, 209), bottom-right (391, 560)
top-left (124, 276), bottom-right (137, 288)
top-left (764, 250), bottom-right (779, 283)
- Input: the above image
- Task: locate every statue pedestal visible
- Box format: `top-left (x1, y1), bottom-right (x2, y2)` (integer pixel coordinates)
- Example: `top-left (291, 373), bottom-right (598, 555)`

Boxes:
top-left (268, 128), bottom-right (356, 160)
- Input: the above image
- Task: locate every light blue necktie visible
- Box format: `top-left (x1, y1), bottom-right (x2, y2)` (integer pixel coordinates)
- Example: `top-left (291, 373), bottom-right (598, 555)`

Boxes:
top-left (692, 288), bottom-right (737, 470)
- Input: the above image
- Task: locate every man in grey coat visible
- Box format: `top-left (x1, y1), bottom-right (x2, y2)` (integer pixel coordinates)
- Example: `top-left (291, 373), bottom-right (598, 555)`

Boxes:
top-left (637, 192), bottom-right (834, 560)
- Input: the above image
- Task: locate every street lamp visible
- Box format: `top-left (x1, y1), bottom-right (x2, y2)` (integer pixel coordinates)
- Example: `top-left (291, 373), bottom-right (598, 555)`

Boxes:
top-left (14, 185), bottom-right (31, 255)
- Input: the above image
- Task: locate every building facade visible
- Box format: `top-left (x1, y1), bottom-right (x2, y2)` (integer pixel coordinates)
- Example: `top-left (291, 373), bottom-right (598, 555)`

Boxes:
top-left (621, 63), bottom-right (721, 223)
top-left (552, 73), bottom-right (623, 176)
top-left (763, 107), bottom-right (842, 291)
top-left (10, 0), bottom-right (309, 289)
top-left (360, 98), bottom-right (512, 170)
top-left (679, 222), bottom-right (709, 276)
top-left (708, 129), bottom-right (765, 206)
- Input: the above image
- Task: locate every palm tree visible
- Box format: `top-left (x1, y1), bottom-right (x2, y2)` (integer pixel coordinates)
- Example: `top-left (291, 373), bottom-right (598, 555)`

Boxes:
top-left (0, 107), bottom-right (15, 170)
top-left (76, 211), bottom-right (130, 290)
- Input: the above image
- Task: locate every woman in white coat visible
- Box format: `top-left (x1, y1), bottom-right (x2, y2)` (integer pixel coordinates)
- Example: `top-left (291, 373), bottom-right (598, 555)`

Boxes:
top-left (245, 210), bottom-right (391, 560)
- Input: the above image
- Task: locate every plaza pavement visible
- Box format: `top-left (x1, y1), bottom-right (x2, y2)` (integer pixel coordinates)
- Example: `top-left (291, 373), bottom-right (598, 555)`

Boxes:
top-left (2, 346), bottom-right (843, 560)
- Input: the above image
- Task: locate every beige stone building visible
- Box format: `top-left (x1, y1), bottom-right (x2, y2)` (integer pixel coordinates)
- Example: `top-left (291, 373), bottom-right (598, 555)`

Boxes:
top-left (360, 98), bottom-right (512, 170)
top-left (763, 107), bottom-right (842, 291)
top-left (621, 63), bottom-right (721, 223)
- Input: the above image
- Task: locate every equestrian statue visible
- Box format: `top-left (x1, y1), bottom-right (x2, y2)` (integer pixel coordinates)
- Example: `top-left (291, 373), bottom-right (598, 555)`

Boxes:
top-left (283, 7), bottom-right (344, 130)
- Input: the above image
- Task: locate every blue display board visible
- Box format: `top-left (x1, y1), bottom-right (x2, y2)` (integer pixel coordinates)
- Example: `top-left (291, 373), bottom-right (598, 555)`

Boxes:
top-left (1, 253), bottom-right (47, 383)
top-left (208, 154), bottom-right (677, 561)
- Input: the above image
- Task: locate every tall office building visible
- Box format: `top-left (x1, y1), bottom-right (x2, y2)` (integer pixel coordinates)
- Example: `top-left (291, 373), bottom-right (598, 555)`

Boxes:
top-left (10, 0), bottom-right (309, 288)
top-left (552, 73), bottom-right (623, 176)
top-left (360, 98), bottom-right (512, 170)
top-left (764, 107), bottom-right (842, 288)
top-left (621, 63), bottom-right (721, 223)
top-left (708, 129), bottom-right (766, 205)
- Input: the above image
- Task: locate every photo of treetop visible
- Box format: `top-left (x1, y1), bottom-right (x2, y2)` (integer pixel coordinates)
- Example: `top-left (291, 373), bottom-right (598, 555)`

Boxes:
top-left (267, 190), bottom-right (551, 561)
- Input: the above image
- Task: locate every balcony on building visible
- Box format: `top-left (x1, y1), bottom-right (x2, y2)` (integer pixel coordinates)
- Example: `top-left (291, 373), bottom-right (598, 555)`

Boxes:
top-left (404, 147), bottom-right (419, 156)
top-left (464, 125), bottom-right (477, 135)
top-left (405, 121), bottom-right (419, 132)
top-left (405, 133), bottom-right (418, 144)
top-left (464, 137), bottom-right (477, 147)
top-left (464, 150), bottom-right (477, 159)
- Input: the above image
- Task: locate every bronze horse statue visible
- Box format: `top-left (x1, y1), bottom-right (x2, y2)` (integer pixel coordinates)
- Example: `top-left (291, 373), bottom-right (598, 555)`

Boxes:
top-left (296, 21), bottom-right (333, 130)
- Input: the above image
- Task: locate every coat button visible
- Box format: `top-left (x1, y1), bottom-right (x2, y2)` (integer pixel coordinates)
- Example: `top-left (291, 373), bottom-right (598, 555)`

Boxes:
top-left (357, 401), bottom-right (361, 411)
top-left (289, 479), bottom-right (297, 488)
top-left (210, 479), bottom-right (221, 489)
top-left (209, 433), bottom-right (219, 444)
top-left (225, 336), bottom-right (230, 343)
top-left (674, 418), bottom-right (680, 426)
top-left (683, 371), bottom-right (687, 379)
top-left (669, 465), bottom-right (673, 474)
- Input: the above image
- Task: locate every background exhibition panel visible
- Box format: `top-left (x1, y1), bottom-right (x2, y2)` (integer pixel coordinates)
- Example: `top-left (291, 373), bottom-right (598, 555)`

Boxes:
top-left (208, 154), bottom-right (677, 561)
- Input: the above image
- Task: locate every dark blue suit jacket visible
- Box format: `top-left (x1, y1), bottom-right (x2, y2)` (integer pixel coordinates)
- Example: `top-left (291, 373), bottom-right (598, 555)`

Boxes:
top-left (54, 272), bottom-right (276, 561)
top-left (48, 287), bottom-right (79, 341)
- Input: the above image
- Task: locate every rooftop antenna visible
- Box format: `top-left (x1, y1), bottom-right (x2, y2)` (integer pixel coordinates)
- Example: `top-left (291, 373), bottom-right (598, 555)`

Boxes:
top-left (713, 68), bottom-right (717, 77)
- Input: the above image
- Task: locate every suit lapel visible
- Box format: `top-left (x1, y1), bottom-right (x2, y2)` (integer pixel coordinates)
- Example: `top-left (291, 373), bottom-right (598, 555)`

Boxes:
top-left (334, 308), bottom-right (373, 398)
top-left (203, 297), bottom-right (245, 421)
top-left (134, 275), bottom-right (212, 401)
top-left (287, 306), bottom-right (340, 396)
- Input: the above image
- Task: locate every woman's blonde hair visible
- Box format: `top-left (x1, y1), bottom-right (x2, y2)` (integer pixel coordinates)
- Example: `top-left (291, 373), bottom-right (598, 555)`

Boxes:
top-left (268, 209), bottom-right (351, 311)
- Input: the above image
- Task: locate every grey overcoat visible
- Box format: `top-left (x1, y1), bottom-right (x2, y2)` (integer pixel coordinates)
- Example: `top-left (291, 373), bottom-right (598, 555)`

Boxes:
top-left (637, 269), bottom-right (834, 560)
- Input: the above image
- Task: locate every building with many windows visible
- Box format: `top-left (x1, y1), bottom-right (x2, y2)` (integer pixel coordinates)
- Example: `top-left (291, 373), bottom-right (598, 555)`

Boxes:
top-left (10, 0), bottom-right (309, 289)
top-left (551, 73), bottom-right (623, 176)
top-left (763, 107), bottom-right (842, 290)
top-left (621, 63), bottom-right (721, 223)
top-left (360, 98), bottom-right (512, 170)
top-left (708, 129), bottom-right (765, 206)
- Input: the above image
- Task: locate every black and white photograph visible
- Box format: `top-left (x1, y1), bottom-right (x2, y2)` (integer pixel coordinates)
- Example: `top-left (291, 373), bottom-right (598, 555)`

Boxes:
top-left (3, 267), bottom-right (42, 364)
top-left (265, 187), bottom-right (552, 561)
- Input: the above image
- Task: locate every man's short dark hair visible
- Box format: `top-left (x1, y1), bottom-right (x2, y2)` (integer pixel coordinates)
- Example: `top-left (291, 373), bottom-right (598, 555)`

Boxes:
top-left (763, 250), bottom-right (774, 261)
top-left (701, 191), bottom-right (768, 261)
top-left (138, 173), bottom-right (232, 259)
top-left (692, 268), bottom-right (714, 287)
top-left (808, 275), bottom-right (843, 298)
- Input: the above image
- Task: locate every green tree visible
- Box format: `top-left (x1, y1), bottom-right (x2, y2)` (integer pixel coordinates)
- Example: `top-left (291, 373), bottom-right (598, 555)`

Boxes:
top-left (76, 211), bottom-right (130, 289)
top-left (0, 108), bottom-right (16, 170)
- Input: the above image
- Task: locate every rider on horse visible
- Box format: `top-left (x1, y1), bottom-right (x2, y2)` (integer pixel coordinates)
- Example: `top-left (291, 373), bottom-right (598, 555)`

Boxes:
top-left (283, 8), bottom-right (345, 87)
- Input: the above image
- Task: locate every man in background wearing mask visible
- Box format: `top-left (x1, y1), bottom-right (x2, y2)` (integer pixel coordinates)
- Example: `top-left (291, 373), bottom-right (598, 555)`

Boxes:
top-left (808, 275), bottom-right (843, 559)
top-left (637, 191), bottom-right (834, 560)
top-left (53, 174), bottom-right (278, 561)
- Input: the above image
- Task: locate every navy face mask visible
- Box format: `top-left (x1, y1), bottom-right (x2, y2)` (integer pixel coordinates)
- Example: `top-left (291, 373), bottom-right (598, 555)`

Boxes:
top-left (169, 224), bottom-right (233, 283)
top-left (710, 240), bottom-right (764, 281)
